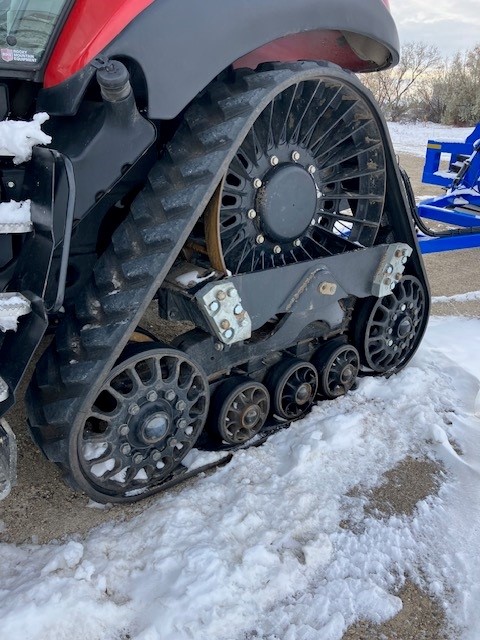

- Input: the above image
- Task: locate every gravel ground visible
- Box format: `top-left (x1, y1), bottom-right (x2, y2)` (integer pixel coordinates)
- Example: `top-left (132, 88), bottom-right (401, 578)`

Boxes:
top-left (1, 152), bottom-right (479, 638)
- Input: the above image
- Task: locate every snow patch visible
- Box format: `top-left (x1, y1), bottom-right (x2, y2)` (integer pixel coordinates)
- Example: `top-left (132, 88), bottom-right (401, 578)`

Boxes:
top-left (0, 113), bottom-right (51, 164)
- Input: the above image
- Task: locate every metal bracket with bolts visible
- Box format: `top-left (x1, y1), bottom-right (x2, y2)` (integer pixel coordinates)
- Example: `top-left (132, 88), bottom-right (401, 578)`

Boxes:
top-left (372, 243), bottom-right (413, 297)
top-left (196, 283), bottom-right (252, 345)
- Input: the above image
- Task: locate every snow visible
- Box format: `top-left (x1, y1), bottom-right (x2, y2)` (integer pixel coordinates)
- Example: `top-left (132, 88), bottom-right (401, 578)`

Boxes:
top-left (0, 199), bottom-right (31, 233)
top-left (0, 112), bottom-right (51, 164)
top-left (1, 317), bottom-right (480, 639)
top-left (387, 121), bottom-right (475, 158)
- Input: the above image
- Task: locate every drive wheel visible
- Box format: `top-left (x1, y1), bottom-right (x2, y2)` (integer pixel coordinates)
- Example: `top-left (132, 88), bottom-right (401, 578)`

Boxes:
top-left (209, 378), bottom-right (270, 445)
top-left (312, 339), bottom-right (360, 399)
top-left (267, 358), bottom-right (318, 420)
top-left (354, 275), bottom-right (427, 373)
top-left (203, 74), bottom-right (386, 274)
top-left (72, 345), bottom-right (209, 501)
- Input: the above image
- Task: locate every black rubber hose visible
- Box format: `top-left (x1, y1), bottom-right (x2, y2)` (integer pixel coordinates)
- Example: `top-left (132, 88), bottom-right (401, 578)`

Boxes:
top-left (399, 165), bottom-right (480, 238)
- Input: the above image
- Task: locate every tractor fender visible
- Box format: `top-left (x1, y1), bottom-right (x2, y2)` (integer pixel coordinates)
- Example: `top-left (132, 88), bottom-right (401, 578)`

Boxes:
top-left (39, 0), bottom-right (398, 119)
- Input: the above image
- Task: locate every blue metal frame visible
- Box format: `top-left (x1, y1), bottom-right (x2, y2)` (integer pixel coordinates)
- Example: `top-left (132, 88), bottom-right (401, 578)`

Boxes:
top-left (416, 123), bottom-right (480, 253)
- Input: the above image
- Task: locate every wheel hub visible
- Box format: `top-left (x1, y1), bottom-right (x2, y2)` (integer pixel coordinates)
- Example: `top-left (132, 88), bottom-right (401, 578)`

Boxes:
top-left (242, 404), bottom-right (261, 427)
top-left (256, 164), bottom-right (317, 242)
top-left (395, 315), bottom-right (413, 339)
top-left (138, 411), bottom-right (171, 444)
top-left (295, 382), bottom-right (313, 405)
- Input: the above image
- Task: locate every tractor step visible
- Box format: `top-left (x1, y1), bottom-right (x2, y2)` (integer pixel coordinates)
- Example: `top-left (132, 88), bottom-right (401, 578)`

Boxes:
top-left (0, 293), bottom-right (31, 332)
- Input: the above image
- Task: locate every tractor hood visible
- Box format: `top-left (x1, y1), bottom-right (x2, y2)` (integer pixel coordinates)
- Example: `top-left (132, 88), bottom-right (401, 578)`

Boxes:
top-left (0, 0), bottom-right (73, 78)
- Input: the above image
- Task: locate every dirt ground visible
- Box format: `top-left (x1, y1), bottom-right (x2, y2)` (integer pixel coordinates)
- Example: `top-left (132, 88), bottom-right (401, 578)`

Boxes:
top-left (1, 152), bottom-right (479, 639)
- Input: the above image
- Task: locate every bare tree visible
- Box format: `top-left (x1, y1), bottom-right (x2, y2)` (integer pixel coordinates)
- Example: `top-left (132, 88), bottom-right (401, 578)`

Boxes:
top-left (361, 41), bottom-right (442, 121)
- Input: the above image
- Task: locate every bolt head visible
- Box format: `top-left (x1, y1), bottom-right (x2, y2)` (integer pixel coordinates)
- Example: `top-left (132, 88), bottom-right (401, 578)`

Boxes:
top-left (224, 328), bottom-right (234, 340)
top-left (209, 300), bottom-right (220, 312)
top-left (385, 264), bottom-right (394, 274)
top-left (119, 424), bottom-right (129, 436)
top-left (256, 234), bottom-right (265, 244)
top-left (273, 245), bottom-right (282, 254)
top-left (293, 239), bottom-right (301, 247)
top-left (400, 304), bottom-right (407, 312)
top-left (7, 181), bottom-right (15, 188)
top-left (401, 256), bottom-right (408, 264)
top-left (387, 327), bottom-right (393, 334)
top-left (177, 419), bottom-right (188, 429)
top-left (307, 165), bottom-right (316, 175)
top-left (291, 151), bottom-right (300, 162)
top-left (216, 290), bottom-right (227, 301)
top-left (176, 400), bottom-right (186, 411)
top-left (384, 277), bottom-right (391, 286)
top-left (133, 453), bottom-right (143, 465)
top-left (310, 218), bottom-right (316, 226)
top-left (146, 390), bottom-right (158, 402)
top-left (121, 443), bottom-right (131, 455)
top-left (253, 178), bottom-right (262, 189)
top-left (234, 304), bottom-right (243, 315)
top-left (247, 209), bottom-right (257, 220)
top-left (270, 155), bottom-right (279, 166)
top-left (152, 451), bottom-right (162, 462)
top-left (128, 403), bottom-right (140, 416)
top-left (214, 342), bottom-right (224, 351)
top-left (220, 319), bottom-right (230, 330)
top-left (390, 282), bottom-right (396, 290)
top-left (387, 339), bottom-right (394, 347)
top-left (165, 390), bottom-right (176, 402)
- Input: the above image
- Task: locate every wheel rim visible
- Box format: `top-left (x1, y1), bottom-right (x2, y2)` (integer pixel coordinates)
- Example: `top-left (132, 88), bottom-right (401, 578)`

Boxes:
top-left (313, 341), bottom-right (360, 399)
top-left (359, 276), bottom-right (427, 372)
top-left (268, 359), bottom-right (318, 420)
top-left (213, 379), bottom-right (270, 445)
top-left (78, 346), bottom-right (209, 496)
top-left (205, 77), bottom-right (386, 274)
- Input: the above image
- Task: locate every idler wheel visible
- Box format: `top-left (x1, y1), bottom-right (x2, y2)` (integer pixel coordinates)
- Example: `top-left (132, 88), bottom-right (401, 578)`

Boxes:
top-left (311, 339), bottom-right (360, 399)
top-left (209, 377), bottom-right (270, 445)
top-left (266, 358), bottom-right (318, 420)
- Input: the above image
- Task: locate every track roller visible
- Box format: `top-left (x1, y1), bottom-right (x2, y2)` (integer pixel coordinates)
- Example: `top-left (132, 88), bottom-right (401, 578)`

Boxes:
top-left (312, 339), bottom-right (360, 399)
top-left (266, 358), bottom-right (318, 420)
top-left (353, 275), bottom-right (427, 373)
top-left (209, 377), bottom-right (270, 445)
top-left (73, 344), bottom-right (209, 501)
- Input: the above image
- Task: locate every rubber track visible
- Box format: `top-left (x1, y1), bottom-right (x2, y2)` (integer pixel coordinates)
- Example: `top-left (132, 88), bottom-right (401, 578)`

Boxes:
top-left (26, 61), bottom-right (355, 495)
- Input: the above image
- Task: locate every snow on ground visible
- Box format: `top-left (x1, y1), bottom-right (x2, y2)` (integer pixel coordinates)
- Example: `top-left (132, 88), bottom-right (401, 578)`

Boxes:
top-left (1, 317), bottom-right (480, 640)
top-left (387, 121), bottom-right (476, 158)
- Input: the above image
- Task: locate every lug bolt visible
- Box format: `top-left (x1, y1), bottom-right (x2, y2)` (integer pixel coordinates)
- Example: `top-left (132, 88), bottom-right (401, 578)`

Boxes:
top-left (247, 209), bottom-right (257, 220)
top-left (169, 438), bottom-right (179, 448)
top-left (409, 302), bottom-right (414, 309)
top-left (270, 155), bottom-right (279, 166)
top-left (400, 304), bottom-right (407, 312)
top-left (220, 319), bottom-right (230, 330)
top-left (253, 178), bottom-right (262, 189)
top-left (121, 443), bottom-right (131, 455)
top-left (387, 339), bottom-right (394, 347)
top-left (128, 403), bottom-right (140, 416)
top-left (152, 451), bottom-right (162, 462)
top-left (390, 282), bottom-right (396, 290)
top-left (387, 327), bottom-right (393, 334)
top-left (234, 304), bottom-right (243, 315)
top-left (310, 218), bottom-right (316, 226)
top-left (292, 151), bottom-right (300, 162)
top-left (395, 249), bottom-right (403, 258)
top-left (224, 328), bottom-right (234, 340)
top-left (146, 390), bottom-right (158, 402)
top-left (401, 256), bottom-right (408, 264)
top-left (384, 277), bottom-right (391, 286)
top-left (133, 453), bottom-right (143, 465)
top-left (273, 245), bottom-right (282, 254)
top-left (165, 390), bottom-right (176, 402)
top-left (307, 165), bottom-right (316, 175)
top-left (209, 300), bottom-right (220, 312)
top-left (214, 342), bottom-right (224, 351)
top-left (119, 424), bottom-right (129, 436)
top-left (395, 273), bottom-right (402, 281)
top-left (293, 239), bottom-right (301, 247)
top-left (176, 400), bottom-right (186, 411)
top-left (7, 181), bottom-right (15, 188)
top-left (227, 288), bottom-right (235, 297)
top-left (177, 419), bottom-right (188, 429)
top-left (385, 265), bottom-right (394, 274)
top-left (394, 345), bottom-right (398, 352)
top-left (256, 234), bottom-right (265, 244)
top-left (216, 290), bottom-right (226, 301)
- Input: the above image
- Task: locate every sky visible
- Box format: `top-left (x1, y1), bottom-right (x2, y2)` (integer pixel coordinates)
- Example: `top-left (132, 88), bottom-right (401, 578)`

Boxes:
top-left (390, 0), bottom-right (480, 57)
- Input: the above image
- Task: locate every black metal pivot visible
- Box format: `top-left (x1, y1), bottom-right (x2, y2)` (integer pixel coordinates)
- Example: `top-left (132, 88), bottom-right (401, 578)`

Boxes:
top-left (209, 378), bottom-right (270, 445)
top-left (312, 339), bottom-right (360, 399)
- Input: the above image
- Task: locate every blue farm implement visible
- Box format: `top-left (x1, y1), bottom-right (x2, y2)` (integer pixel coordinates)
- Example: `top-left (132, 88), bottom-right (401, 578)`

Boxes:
top-left (413, 123), bottom-right (480, 253)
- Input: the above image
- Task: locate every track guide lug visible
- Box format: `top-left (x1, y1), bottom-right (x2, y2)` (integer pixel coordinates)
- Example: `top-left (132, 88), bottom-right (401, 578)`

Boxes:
top-left (372, 243), bottom-right (413, 297)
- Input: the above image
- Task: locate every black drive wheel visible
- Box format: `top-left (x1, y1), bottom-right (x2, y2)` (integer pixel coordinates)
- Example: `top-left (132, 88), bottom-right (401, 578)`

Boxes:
top-left (354, 275), bottom-right (427, 373)
top-left (266, 358), bottom-right (318, 420)
top-left (72, 345), bottom-right (209, 501)
top-left (203, 74), bottom-right (386, 274)
top-left (209, 377), bottom-right (270, 445)
top-left (312, 339), bottom-right (360, 399)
